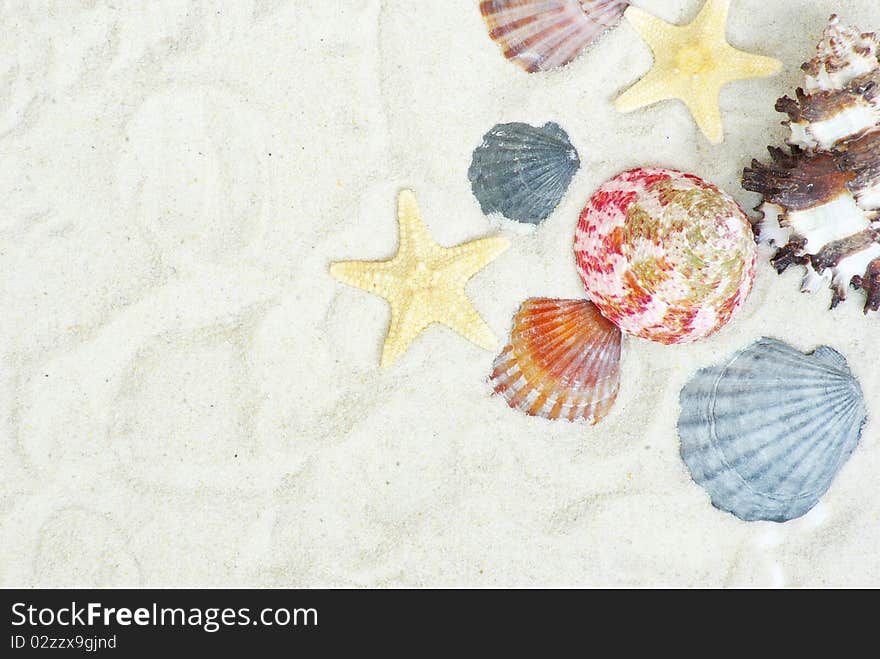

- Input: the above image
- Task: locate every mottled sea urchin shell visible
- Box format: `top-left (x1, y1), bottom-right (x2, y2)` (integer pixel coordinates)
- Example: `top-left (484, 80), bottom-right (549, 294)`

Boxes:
top-left (575, 168), bottom-right (757, 344)
top-left (744, 16), bottom-right (880, 312)
top-left (678, 338), bottom-right (866, 522)
top-left (480, 0), bottom-right (629, 73)
top-left (468, 121), bottom-right (580, 225)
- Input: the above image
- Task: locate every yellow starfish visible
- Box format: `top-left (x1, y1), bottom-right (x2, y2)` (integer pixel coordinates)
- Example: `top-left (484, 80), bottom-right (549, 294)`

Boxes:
top-left (330, 190), bottom-right (510, 368)
top-left (614, 0), bottom-right (782, 144)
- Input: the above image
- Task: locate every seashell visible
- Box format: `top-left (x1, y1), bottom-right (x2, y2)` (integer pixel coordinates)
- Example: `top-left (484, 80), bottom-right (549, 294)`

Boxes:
top-left (491, 167), bottom-right (756, 424)
top-left (678, 338), bottom-right (866, 522)
top-left (779, 16), bottom-right (880, 151)
top-left (479, 0), bottom-right (629, 73)
top-left (802, 15), bottom-right (880, 94)
top-left (743, 16), bottom-right (880, 312)
top-left (575, 167), bottom-right (757, 344)
top-left (468, 121), bottom-right (580, 225)
top-left (490, 297), bottom-right (621, 423)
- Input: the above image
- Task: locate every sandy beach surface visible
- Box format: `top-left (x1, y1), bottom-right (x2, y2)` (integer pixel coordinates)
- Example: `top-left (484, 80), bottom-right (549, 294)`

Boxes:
top-left (2, 0), bottom-right (880, 587)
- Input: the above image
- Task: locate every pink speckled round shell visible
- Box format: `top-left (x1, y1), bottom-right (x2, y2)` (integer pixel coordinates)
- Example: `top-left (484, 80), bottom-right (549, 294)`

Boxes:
top-left (574, 168), bottom-right (757, 344)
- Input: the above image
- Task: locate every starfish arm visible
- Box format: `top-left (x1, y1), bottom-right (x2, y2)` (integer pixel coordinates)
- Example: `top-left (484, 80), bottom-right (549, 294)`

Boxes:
top-left (683, 83), bottom-right (725, 144)
top-left (624, 6), bottom-right (680, 52)
top-left (692, 0), bottom-right (729, 32)
top-left (615, 67), bottom-right (681, 113)
top-left (380, 295), bottom-right (434, 368)
top-left (436, 290), bottom-right (498, 352)
top-left (396, 189), bottom-right (436, 259)
top-left (721, 45), bottom-right (783, 82)
top-left (329, 260), bottom-right (400, 299)
top-left (440, 235), bottom-right (510, 282)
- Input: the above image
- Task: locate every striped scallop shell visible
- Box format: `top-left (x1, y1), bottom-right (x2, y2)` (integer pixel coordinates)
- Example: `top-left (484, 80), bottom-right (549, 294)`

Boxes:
top-left (480, 0), bottom-right (629, 73)
top-left (490, 298), bottom-right (621, 423)
top-left (468, 121), bottom-right (580, 225)
top-left (575, 168), bottom-right (757, 344)
top-left (678, 338), bottom-right (866, 522)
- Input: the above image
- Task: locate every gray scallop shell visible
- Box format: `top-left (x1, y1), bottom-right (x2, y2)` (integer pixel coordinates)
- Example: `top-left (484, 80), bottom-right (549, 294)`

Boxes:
top-left (678, 338), bottom-right (866, 523)
top-left (468, 122), bottom-right (580, 225)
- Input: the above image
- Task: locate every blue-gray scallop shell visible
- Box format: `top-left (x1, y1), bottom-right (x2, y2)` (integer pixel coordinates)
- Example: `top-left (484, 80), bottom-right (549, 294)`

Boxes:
top-left (468, 122), bottom-right (580, 225)
top-left (678, 338), bottom-right (866, 523)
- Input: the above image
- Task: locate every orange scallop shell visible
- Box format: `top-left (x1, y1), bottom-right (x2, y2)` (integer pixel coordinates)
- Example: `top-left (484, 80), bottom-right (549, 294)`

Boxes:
top-left (490, 298), bottom-right (622, 423)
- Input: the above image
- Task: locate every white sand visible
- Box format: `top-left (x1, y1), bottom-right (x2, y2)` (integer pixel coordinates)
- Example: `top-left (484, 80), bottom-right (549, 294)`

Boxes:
top-left (2, 0), bottom-right (880, 587)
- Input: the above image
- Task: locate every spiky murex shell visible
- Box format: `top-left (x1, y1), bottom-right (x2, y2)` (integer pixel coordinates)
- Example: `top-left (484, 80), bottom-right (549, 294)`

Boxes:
top-left (744, 15), bottom-right (880, 313)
